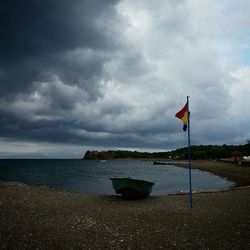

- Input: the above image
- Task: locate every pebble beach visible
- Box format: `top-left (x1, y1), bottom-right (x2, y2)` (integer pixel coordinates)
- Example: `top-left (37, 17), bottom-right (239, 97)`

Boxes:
top-left (1, 160), bottom-right (250, 249)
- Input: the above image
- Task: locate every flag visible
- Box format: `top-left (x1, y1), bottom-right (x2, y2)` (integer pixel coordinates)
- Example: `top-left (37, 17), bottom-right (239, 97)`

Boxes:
top-left (175, 102), bottom-right (188, 131)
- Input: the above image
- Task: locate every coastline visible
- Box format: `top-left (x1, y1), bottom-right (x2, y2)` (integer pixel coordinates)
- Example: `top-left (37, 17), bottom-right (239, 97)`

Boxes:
top-left (171, 159), bottom-right (250, 187)
top-left (1, 160), bottom-right (250, 249)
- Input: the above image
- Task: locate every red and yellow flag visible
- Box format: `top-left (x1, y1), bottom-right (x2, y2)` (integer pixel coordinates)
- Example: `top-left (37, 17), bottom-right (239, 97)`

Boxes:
top-left (175, 103), bottom-right (188, 131)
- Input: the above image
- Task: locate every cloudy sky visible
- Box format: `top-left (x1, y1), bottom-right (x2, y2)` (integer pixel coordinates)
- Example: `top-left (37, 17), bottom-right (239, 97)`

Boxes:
top-left (1, 0), bottom-right (250, 158)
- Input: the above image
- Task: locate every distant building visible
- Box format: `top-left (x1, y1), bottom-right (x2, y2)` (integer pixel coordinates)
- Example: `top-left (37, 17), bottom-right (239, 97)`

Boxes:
top-left (232, 150), bottom-right (242, 164)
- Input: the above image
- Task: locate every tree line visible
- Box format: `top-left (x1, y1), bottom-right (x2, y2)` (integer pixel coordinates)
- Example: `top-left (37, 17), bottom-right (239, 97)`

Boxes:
top-left (83, 140), bottom-right (250, 160)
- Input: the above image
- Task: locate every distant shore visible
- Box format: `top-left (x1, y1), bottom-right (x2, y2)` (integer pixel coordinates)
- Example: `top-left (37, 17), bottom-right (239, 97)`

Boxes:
top-left (141, 158), bottom-right (250, 188)
top-left (1, 160), bottom-right (250, 249)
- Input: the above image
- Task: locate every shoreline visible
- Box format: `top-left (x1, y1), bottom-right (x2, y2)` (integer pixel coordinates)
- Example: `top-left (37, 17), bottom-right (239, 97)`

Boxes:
top-left (1, 160), bottom-right (250, 249)
top-left (153, 159), bottom-right (250, 188)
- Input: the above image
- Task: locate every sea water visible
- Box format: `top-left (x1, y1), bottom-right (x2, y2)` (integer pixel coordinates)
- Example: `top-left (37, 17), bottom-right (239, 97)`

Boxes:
top-left (0, 159), bottom-right (234, 195)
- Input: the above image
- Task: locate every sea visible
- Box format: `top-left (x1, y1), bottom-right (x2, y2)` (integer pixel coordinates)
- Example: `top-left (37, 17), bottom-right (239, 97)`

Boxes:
top-left (0, 159), bottom-right (234, 195)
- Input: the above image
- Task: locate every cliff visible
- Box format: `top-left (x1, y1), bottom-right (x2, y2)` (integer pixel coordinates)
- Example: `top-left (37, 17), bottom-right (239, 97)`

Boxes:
top-left (83, 150), bottom-right (115, 160)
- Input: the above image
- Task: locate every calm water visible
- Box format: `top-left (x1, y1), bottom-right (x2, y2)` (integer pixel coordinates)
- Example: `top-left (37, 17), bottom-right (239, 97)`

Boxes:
top-left (0, 159), bottom-right (233, 195)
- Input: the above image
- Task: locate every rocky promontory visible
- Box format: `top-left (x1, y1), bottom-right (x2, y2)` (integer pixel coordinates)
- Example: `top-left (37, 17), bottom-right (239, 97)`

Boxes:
top-left (83, 150), bottom-right (115, 160)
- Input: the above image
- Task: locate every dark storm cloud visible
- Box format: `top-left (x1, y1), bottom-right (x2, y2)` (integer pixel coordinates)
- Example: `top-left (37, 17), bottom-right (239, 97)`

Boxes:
top-left (1, 0), bottom-right (119, 57)
top-left (0, 0), bottom-right (132, 152)
top-left (0, 0), bottom-right (120, 97)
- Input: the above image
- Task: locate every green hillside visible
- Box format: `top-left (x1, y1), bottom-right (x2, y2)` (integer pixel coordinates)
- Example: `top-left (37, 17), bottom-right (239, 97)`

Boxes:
top-left (83, 140), bottom-right (250, 160)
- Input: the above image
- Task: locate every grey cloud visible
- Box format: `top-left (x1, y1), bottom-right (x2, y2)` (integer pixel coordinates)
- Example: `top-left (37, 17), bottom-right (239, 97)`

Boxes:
top-left (0, 0), bottom-right (121, 97)
top-left (0, 0), bottom-right (119, 58)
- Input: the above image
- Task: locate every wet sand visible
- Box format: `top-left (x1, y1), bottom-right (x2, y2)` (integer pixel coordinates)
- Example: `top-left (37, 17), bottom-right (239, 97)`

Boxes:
top-left (0, 160), bottom-right (250, 249)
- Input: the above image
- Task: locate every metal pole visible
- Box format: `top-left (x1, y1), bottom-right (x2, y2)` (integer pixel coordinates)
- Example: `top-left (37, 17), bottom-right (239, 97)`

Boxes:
top-left (187, 96), bottom-right (193, 208)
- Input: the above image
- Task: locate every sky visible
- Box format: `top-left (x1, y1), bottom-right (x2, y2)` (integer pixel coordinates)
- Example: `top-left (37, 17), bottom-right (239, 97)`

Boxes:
top-left (0, 0), bottom-right (250, 158)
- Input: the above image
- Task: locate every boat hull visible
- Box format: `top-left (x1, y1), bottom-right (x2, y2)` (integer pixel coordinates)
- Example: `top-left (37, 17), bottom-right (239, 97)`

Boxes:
top-left (110, 177), bottom-right (154, 199)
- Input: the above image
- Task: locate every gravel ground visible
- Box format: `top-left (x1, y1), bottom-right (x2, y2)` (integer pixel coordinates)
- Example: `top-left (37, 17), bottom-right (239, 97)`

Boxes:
top-left (0, 161), bottom-right (250, 249)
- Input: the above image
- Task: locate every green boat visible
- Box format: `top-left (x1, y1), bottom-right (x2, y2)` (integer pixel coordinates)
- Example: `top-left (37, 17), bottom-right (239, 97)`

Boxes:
top-left (110, 177), bottom-right (155, 199)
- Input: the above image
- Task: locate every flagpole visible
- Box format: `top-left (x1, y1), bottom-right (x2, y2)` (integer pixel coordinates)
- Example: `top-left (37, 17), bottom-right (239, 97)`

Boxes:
top-left (187, 96), bottom-right (193, 208)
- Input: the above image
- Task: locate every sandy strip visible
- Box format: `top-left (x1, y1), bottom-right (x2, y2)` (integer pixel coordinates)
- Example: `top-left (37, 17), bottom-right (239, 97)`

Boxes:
top-left (161, 159), bottom-right (250, 187)
top-left (0, 160), bottom-right (250, 249)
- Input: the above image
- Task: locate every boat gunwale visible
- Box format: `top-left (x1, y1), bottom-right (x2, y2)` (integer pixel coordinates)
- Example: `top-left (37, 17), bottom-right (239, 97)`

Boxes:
top-left (110, 177), bottom-right (155, 186)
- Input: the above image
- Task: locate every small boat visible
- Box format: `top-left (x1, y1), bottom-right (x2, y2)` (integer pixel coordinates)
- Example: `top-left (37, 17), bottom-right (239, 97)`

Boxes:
top-left (110, 177), bottom-right (154, 199)
top-left (153, 160), bottom-right (168, 165)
